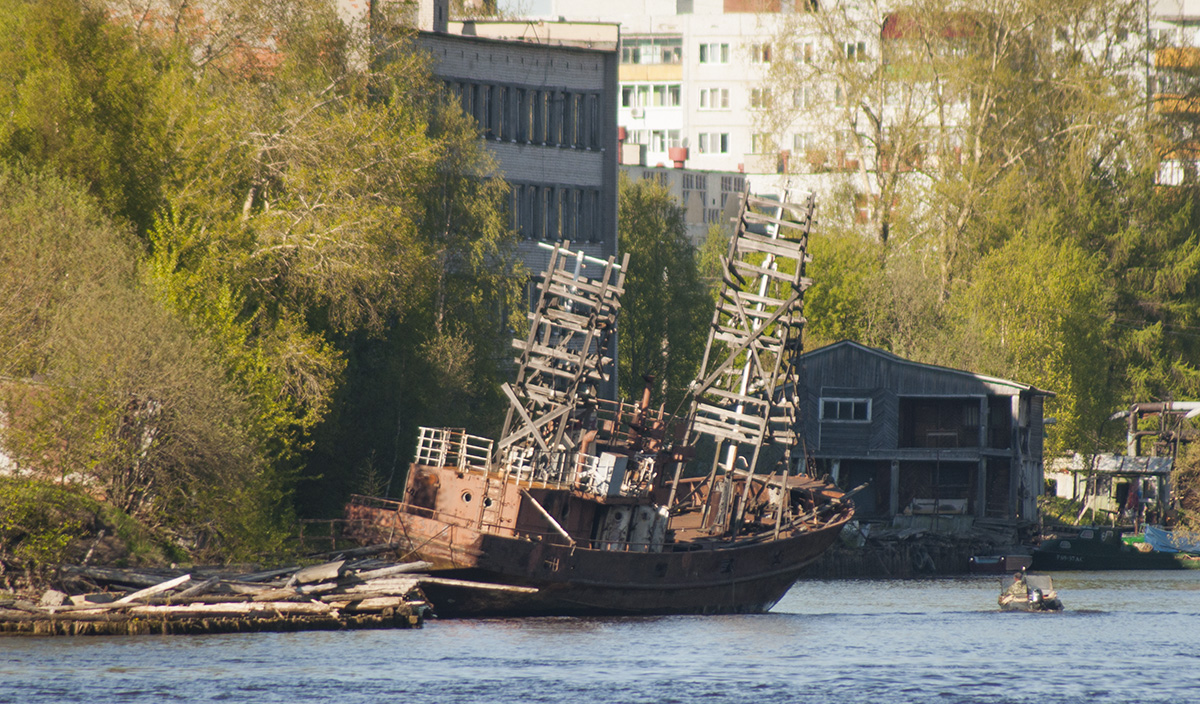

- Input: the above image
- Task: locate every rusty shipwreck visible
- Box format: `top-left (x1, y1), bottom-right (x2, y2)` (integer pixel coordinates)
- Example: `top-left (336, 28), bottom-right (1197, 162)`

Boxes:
top-left (347, 191), bottom-right (854, 617)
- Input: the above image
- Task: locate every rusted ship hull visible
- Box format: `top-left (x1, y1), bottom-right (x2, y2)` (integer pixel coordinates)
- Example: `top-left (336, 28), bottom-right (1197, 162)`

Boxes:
top-left (347, 499), bottom-right (849, 617)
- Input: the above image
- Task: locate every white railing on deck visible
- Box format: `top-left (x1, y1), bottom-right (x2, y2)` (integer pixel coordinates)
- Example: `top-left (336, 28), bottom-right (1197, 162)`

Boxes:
top-left (415, 426), bottom-right (655, 498)
top-left (414, 427), bottom-right (493, 473)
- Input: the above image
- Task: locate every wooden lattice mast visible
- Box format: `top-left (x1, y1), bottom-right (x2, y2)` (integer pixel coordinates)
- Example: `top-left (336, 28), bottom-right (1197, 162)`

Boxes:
top-left (677, 188), bottom-right (816, 532)
top-left (496, 242), bottom-right (628, 467)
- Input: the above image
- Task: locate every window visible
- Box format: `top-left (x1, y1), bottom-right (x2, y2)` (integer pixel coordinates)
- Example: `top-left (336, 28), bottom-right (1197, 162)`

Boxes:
top-left (622, 36), bottom-right (683, 65)
top-left (794, 41), bottom-right (815, 63)
top-left (791, 85), bottom-right (813, 109)
top-left (625, 84), bottom-right (680, 109)
top-left (699, 42), bottom-right (730, 64)
top-left (649, 129), bottom-right (682, 151)
top-left (698, 132), bottom-right (729, 154)
top-left (844, 40), bottom-right (867, 61)
top-left (751, 43), bottom-right (772, 64)
top-left (751, 133), bottom-right (774, 154)
top-left (821, 398), bottom-right (871, 422)
top-left (699, 87), bottom-right (730, 109)
top-left (750, 87), bottom-right (772, 109)
top-left (793, 132), bottom-right (814, 152)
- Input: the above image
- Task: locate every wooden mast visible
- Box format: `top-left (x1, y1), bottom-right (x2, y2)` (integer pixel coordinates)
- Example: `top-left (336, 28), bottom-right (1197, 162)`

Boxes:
top-left (671, 188), bottom-right (816, 535)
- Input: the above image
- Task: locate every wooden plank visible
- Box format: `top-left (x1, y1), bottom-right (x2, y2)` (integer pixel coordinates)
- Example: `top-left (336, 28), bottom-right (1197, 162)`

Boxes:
top-left (701, 386), bottom-right (772, 407)
top-left (694, 402), bottom-right (770, 429)
top-left (544, 271), bottom-right (626, 299)
top-left (745, 194), bottom-right (812, 218)
top-left (352, 561), bottom-right (433, 582)
top-left (287, 560), bottom-right (345, 586)
top-left (501, 383), bottom-right (551, 452)
top-left (112, 574), bottom-right (192, 605)
top-left (735, 232), bottom-right (811, 260)
top-left (174, 576), bottom-right (220, 600)
top-left (536, 306), bottom-right (593, 330)
top-left (516, 339), bottom-right (612, 368)
top-left (418, 576), bottom-right (539, 594)
top-left (713, 326), bottom-right (783, 349)
top-left (544, 282), bottom-right (624, 310)
top-left (727, 259), bottom-right (799, 284)
top-left (742, 210), bottom-right (810, 233)
top-left (523, 357), bottom-right (606, 383)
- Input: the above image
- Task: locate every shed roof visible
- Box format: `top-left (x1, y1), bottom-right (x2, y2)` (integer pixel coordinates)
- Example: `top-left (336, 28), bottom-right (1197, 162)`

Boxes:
top-left (799, 340), bottom-right (1055, 397)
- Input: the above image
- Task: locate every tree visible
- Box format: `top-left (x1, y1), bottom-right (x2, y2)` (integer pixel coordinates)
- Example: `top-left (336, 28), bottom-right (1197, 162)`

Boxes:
top-left (1, 0), bottom-right (524, 537)
top-left (0, 168), bottom-right (284, 559)
top-left (617, 175), bottom-right (710, 410)
top-left (765, 0), bottom-right (1147, 298)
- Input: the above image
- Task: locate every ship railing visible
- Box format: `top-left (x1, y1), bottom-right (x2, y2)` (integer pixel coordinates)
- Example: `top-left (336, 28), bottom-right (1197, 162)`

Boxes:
top-left (414, 427), bottom-right (493, 473)
top-left (498, 446), bottom-right (585, 489)
top-left (498, 448), bottom-right (658, 499)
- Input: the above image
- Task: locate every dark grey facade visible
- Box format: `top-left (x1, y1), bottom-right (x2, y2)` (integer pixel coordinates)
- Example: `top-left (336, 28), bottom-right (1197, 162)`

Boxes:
top-left (416, 25), bottom-right (620, 273)
top-left (797, 341), bottom-right (1053, 524)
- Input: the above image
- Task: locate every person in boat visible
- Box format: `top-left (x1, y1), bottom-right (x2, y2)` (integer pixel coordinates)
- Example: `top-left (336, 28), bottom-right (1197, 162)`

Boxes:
top-left (999, 571), bottom-right (1028, 605)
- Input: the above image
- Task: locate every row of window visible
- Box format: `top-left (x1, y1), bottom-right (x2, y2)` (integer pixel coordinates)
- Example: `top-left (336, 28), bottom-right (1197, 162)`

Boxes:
top-left (621, 36), bottom-right (683, 65)
top-left (510, 183), bottom-right (603, 243)
top-left (446, 80), bottom-right (603, 151)
top-left (692, 41), bottom-right (870, 65)
top-left (625, 129), bottom-right (683, 151)
top-left (622, 130), bottom-right (888, 158)
top-left (621, 84), bottom-right (682, 108)
top-left (619, 84), bottom-right (846, 112)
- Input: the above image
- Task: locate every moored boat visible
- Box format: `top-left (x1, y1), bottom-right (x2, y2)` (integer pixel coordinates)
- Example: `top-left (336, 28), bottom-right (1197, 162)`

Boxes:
top-left (969, 554), bottom-right (1032, 574)
top-left (346, 191), bottom-right (855, 617)
top-left (1032, 527), bottom-right (1182, 570)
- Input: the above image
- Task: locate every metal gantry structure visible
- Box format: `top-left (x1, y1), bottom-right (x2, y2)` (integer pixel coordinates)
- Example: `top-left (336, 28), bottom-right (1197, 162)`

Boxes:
top-left (683, 188), bottom-right (816, 531)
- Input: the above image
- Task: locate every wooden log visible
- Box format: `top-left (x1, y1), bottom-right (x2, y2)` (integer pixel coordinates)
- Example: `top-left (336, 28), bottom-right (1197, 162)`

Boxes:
top-left (251, 588), bottom-right (304, 602)
top-left (225, 582), bottom-right (276, 595)
top-left (351, 561), bottom-right (433, 582)
top-left (326, 578), bottom-right (421, 598)
top-left (287, 560), bottom-right (345, 586)
top-left (174, 576), bottom-right (221, 600)
top-left (123, 601), bottom-right (335, 618)
top-left (326, 596), bottom-right (410, 612)
top-left (230, 566), bottom-right (302, 583)
top-left (62, 566), bottom-right (181, 588)
top-left (112, 574), bottom-right (192, 605)
top-left (418, 576), bottom-right (539, 594)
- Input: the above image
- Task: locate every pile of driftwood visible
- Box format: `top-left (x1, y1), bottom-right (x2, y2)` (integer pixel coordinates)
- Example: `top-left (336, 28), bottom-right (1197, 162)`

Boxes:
top-left (0, 544), bottom-right (445, 636)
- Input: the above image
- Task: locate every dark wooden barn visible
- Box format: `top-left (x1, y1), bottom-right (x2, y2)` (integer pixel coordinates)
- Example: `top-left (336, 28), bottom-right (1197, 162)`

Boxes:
top-left (795, 341), bottom-right (1053, 525)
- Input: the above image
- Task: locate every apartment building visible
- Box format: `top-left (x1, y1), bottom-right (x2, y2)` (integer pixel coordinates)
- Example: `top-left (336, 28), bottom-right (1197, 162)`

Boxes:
top-left (1152, 0), bottom-right (1200, 184)
top-left (535, 0), bottom-right (872, 203)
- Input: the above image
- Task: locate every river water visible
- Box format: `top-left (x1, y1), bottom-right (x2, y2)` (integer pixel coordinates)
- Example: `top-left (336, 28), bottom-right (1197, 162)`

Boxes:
top-left (3, 570), bottom-right (1199, 704)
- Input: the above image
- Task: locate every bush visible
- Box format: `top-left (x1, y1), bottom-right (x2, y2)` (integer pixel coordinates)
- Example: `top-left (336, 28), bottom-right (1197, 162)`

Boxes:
top-left (0, 478), bottom-right (94, 588)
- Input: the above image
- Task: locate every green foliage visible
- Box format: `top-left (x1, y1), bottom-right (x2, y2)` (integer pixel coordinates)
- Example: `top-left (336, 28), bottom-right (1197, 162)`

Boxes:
top-left (0, 0), bottom-right (167, 232)
top-left (0, 478), bottom-right (92, 587)
top-left (0, 167), bottom-right (289, 560)
top-left (617, 175), bottom-right (710, 409)
top-left (1038, 494), bottom-right (1109, 528)
top-left (948, 233), bottom-right (1115, 455)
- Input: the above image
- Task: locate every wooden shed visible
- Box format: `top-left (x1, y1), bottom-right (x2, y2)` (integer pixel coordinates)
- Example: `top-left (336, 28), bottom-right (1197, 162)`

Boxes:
top-left (795, 341), bottom-right (1054, 524)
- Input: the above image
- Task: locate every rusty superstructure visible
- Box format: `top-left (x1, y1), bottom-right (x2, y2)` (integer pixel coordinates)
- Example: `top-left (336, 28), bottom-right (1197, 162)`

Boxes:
top-left (347, 191), bottom-right (853, 617)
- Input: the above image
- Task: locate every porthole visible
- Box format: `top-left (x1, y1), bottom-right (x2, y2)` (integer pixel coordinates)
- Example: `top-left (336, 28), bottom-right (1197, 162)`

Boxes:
top-left (462, 491), bottom-right (473, 503)
top-left (483, 497), bottom-right (493, 507)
